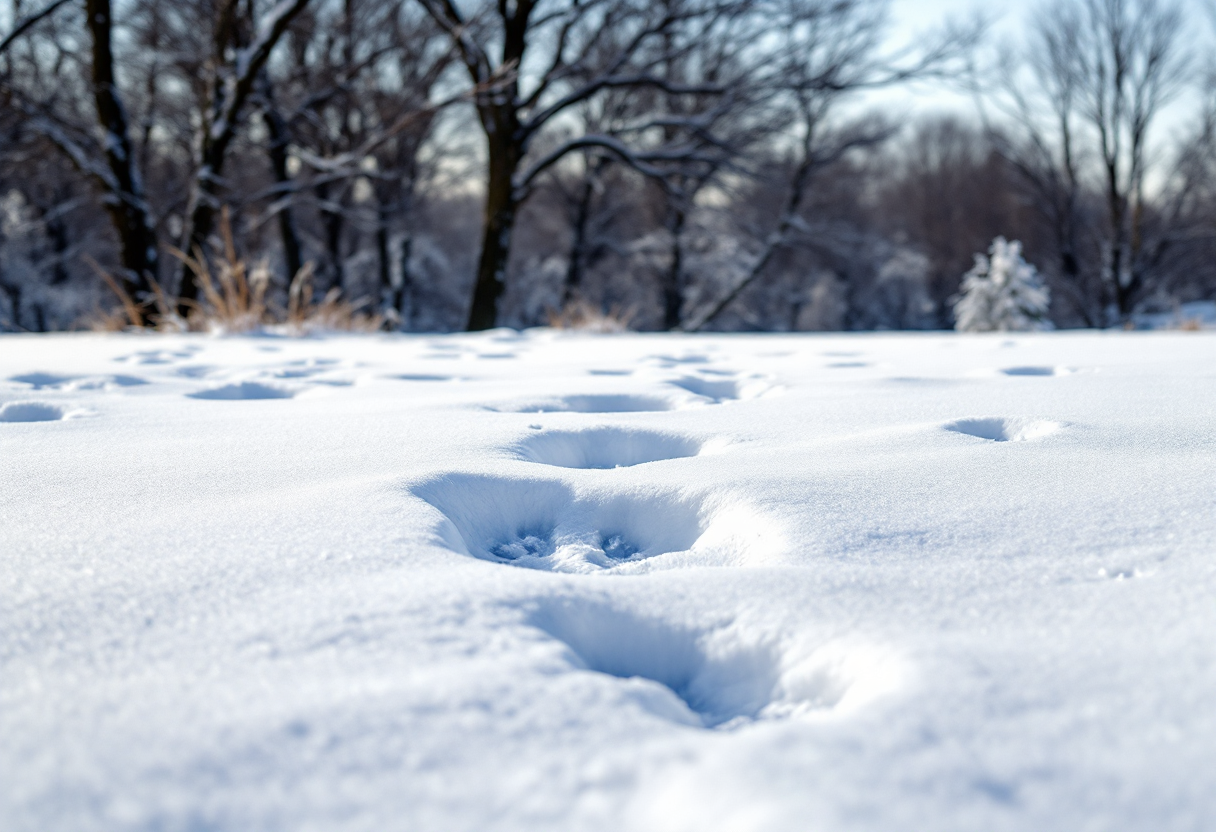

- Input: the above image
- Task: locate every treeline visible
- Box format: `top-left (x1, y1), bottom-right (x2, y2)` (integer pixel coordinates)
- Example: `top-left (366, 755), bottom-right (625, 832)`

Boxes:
top-left (1, 0), bottom-right (1213, 332)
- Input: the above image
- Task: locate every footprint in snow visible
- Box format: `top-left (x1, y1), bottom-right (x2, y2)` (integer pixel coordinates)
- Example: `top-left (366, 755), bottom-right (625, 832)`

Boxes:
top-left (666, 375), bottom-right (773, 403)
top-left (116, 346), bottom-right (202, 365)
top-left (529, 600), bottom-right (900, 728)
top-left (421, 342), bottom-right (471, 360)
top-left (945, 417), bottom-right (1064, 442)
top-left (413, 473), bottom-right (781, 573)
top-left (513, 427), bottom-right (703, 469)
top-left (1000, 366), bottom-right (1071, 377)
top-left (391, 373), bottom-right (458, 382)
top-left (0, 402), bottom-right (69, 422)
top-left (9, 372), bottom-right (76, 389)
top-left (646, 353), bottom-right (712, 366)
top-left (188, 381), bottom-right (296, 400)
top-left (9, 372), bottom-right (148, 390)
top-left (413, 474), bottom-right (700, 571)
top-left (491, 393), bottom-right (677, 413)
top-left (271, 358), bottom-right (341, 379)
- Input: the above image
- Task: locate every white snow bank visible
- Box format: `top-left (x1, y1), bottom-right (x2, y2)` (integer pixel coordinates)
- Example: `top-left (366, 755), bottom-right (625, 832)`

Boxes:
top-left (2, 329), bottom-right (1215, 832)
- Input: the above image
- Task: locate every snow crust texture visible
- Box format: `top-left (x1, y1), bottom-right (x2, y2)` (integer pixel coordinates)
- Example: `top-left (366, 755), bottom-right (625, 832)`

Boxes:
top-left (3, 330), bottom-right (1215, 832)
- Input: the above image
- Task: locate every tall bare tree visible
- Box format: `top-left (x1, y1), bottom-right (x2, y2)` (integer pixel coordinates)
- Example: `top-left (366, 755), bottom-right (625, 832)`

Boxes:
top-left (176, 0), bottom-right (310, 310)
top-left (685, 0), bottom-right (977, 331)
top-left (417, 0), bottom-right (737, 330)
top-left (986, 0), bottom-right (1189, 324)
top-left (2, 0), bottom-right (159, 319)
top-left (84, 0), bottom-right (159, 314)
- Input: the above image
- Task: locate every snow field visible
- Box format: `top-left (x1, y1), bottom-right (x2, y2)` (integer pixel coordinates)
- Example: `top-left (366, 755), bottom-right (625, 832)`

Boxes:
top-left (2, 330), bottom-right (1216, 831)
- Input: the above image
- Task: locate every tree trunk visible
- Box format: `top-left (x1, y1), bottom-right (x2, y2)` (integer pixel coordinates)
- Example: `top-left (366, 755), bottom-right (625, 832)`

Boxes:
top-left (260, 88), bottom-right (303, 282)
top-left (175, 0), bottom-right (310, 313)
top-left (176, 143), bottom-right (227, 308)
top-left (86, 0), bottom-right (158, 319)
top-left (556, 155), bottom-right (605, 308)
top-left (376, 214), bottom-right (392, 310)
top-left (561, 163), bottom-right (600, 307)
top-left (318, 180), bottom-right (345, 295)
top-left (43, 203), bottom-right (70, 285)
top-left (660, 200), bottom-right (687, 330)
top-left (393, 235), bottom-right (414, 327)
top-left (467, 123), bottom-right (522, 331)
top-left (1, 279), bottom-right (22, 330)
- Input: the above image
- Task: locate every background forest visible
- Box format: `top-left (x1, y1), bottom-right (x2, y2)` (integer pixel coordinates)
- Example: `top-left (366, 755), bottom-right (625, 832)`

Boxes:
top-left (1, 0), bottom-right (1214, 333)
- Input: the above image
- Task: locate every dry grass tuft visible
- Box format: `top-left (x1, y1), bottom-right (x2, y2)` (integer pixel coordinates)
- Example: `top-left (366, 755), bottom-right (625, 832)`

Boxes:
top-left (170, 210), bottom-right (270, 333)
top-left (284, 262), bottom-right (382, 334)
top-left (547, 298), bottom-right (635, 332)
top-left (91, 207), bottom-right (383, 334)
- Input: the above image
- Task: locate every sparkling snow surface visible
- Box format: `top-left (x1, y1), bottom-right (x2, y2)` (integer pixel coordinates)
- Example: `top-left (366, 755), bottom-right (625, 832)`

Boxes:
top-left (2, 331), bottom-right (1215, 831)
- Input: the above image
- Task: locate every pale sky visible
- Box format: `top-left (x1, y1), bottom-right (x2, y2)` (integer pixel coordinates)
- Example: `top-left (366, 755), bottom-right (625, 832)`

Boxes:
top-left (866, 0), bottom-right (1214, 135)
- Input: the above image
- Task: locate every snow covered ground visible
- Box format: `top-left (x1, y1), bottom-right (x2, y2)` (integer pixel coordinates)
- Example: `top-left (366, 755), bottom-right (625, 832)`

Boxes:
top-left (3, 330), bottom-right (1215, 832)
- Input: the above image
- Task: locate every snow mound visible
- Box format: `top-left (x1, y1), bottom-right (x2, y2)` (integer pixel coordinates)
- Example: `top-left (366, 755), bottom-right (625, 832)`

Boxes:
top-left (944, 416), bottom-right (1064, 442)
top-left (514, 427), bottom-right (703, 468)
top-left (0, 401), bottom-right (66, 422)
top-left (8, 330), bottom-right (1216, 831)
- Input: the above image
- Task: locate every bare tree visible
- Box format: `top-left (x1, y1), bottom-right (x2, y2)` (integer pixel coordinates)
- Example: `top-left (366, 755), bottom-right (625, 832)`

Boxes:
top-left (0, 0), bottom-right (1208, 333)
top-left (985, 0), bottom-right (1190, 324)
top-left (2, 0), bottom-right (160, 319)
top-left (176, 0), bottom-right (310, 311)
top-left (685, 0), bottom-right (977, 331)
top-left (417, 0), bottom-right (740, 330)
top-left (84, 0), bottom-right (159, 313)
top-left (0, 0), bottom-right (72, 57)
top-left (259, 0), bottom-right (453, 321)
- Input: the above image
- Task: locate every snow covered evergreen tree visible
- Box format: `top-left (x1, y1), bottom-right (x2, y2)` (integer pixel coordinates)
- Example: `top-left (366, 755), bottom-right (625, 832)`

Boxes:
top-left (953, 237), bottom-right (1052, 332)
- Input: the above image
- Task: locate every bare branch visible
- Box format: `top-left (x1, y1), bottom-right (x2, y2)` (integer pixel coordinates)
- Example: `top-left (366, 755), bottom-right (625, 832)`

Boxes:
top-left (0, 0), bottom-right (72, 57)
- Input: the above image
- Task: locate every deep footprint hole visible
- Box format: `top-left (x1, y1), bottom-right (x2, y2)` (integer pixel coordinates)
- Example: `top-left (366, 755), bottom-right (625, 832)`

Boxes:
top-left (0, 402), bottom-right (66, 422)
top-left (667, 377), bottom-right (742, 402)
top-left (514, 427), bottom-right (702, 469)
top-left (490, 531), bottom-right (556, 560)
top-left (413, 474), bottom-right (705, 572)
top-left (530, 601), bottom-right (780, 727)
top-left (9, 372), bottom-right (76, 388)
top-left (494, 394), bottom-right (676, 413)
top-left (529, 602), bottom-right (903, 728)
top-left (1000, 366), bottom-right (1062, 376)
top-left (945, 417), bottom-right (1063, 442)
top-left (188, 381), bottom-right (296, 400)
top-left (667, 375), bottom-right (774, 403)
